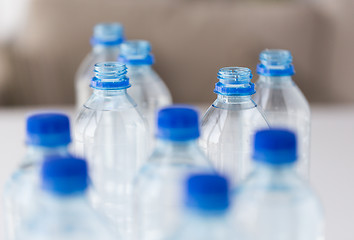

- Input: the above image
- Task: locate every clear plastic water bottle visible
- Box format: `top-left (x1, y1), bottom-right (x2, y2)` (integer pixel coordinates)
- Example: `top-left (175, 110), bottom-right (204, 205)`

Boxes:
top-left (134, 106), bottom-right (214, 240)
top-left (232, 129), bottom-right (324, 240)
top-left (254, 49), bottom-right (311, 178)
top-left (166, 174), bottom-right (235, 240)
top-left (3, 113), bottom-right (71, 240)
top-left (118, 40), bottom-right (172, 147)
top-left (74, 62), bottom-right (148, 240)
top-left (75, 23), bottom-right (125, 109)
top-left (19, 156), bottom-right (117, 240)
top-left (200, 67), bottom-right (269, 185)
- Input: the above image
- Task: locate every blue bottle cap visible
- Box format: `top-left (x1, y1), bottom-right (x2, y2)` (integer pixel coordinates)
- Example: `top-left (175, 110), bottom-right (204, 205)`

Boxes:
top-left (91, 62), bottom-right (131, 90)
top-left (26, 113), bottom-right (71, 147)
top-left (214, 67), bottom-right (255, 96)
top-left (41, 156), bottom-right (89, 195)
top-left (156, 105), bottom-right (200, 141)
top-left (257, 49), bottom-right (295, 76)
top-left (253, 128), bottom-right (297, 165)
top-left (118, 40), bottom-right (155, 65)
top-left (185, 174), bottom-right (229, 211)
top-left (90, 23), bottom-right (125, 46)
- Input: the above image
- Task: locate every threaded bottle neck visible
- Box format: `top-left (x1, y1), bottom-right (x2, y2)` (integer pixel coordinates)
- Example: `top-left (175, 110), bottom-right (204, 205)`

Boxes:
top-left (257, 49), bottom-right (295, 76)
top-left (118, 40), bottom-right (155, 65)
top-left (90, 23), bottom-right (125, 46)
top-left (214, 67), bottom-right (255, 96)
top-left (91, 62), bottom-right (130, 90)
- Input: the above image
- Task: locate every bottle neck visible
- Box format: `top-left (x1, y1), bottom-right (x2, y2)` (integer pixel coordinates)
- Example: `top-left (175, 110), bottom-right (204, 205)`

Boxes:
top-left (253, 161), bottom-right (297, 180)
top-left (182, 208), bottom-right (229, 232)
top-left (150, 138), bottom-right (213, 168)
top-left (216, 94), bottom-right (252, 103)
top-left (93, 88), bottom-right (128, 96)
top-left (258, 75), bottom-right (293, 84)
top-left (154, 138), bottom-right (200, 152)
top-left (213, 94), bottom-right (257, 110)
top-left (41, 191), bottom-right (88, 212)
top-left (24, 145), bottom-right (69, 165)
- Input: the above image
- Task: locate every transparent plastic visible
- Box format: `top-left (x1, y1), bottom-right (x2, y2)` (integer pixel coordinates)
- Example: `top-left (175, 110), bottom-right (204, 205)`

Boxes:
top-left (167, 211), bottom-right (235, 240)
top-left (232, 162), bottom-right (324, 240)
top-left (127, 65), bottom-right (172, 146)
top-left (254, 76), bottom-right (311, 178)
top-left (3, 146), bottom-right (69, 240)
top-left (200, 95), bottom-right (269, 184)
top-left (75, 23), bottom-right (124, 109)
top-left (19, 193), bottom-right (117, 240)
top-left (75, 46), bottom-right (121, 109)
top-left (134, 140), bottom-right (214, 240)
top-left (74, 89), bottom-right (148, 240)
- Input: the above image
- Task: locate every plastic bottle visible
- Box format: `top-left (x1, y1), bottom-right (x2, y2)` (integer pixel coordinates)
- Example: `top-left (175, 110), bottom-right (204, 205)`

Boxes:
top-left (166, 174), bottom-right (235, 240)
top-left (118, 40), bottom-right (172, 149)
top-left (18, 156), bottom-right (117, 240)
top-left (232, 129), bottom-right (324, 240)
top-left (75, 23), bottom-right (125, 109)
top-left (134, 105), bottom-right (214, 240)
top-left (200, 67), bottom-right (269, 185)
top-left (74, 62), bottom-right (148, 240)
top-left (3, 113), bottom-right (71, 240)
top-left (254, 49), bottom-right (311, 178)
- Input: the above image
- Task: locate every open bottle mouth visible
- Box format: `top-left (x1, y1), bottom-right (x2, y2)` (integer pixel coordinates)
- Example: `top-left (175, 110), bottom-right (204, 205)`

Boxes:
top-left (214, 67), bottom-right (255, 96)
top-left (257, 49), bottom-right (295, 76)
top-left (91, 62), bottom-right (130, 90)
top-left (217, 67), bottom-right (252, 84)
top-left (259, 49), bottom-right (293, 66)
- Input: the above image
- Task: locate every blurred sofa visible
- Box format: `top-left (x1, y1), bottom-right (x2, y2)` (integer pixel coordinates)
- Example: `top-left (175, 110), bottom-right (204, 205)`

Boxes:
top-left (0, 0), bottom-right (352, 105)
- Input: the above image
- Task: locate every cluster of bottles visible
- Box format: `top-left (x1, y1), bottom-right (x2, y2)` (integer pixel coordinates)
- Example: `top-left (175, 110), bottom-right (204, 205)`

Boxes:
top-left (3, 22), bottom-right (322, 240)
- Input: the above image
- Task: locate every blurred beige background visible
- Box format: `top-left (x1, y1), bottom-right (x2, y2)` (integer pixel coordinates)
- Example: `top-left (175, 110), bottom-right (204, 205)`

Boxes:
top-left (0, 0), bottom-right (353, 105)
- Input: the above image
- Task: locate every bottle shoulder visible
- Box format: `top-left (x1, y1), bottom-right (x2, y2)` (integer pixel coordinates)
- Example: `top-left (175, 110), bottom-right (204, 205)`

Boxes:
top-left (23, 198), bottom-right (117, 240)
top-left (4, 171), bottom-right (34, 199)
top-left (232, 172), bottom-right (324, 237)
top-left (168, 215), bottom-right (235, 240)
top-left (255, 80), bottom-right (310, 113)
top-left (144, 148), bottom-right (213, 172)
top-left (78, 92), bottom-right (146, 114)
top-left (135, 148), bottom-right (214, 184)
top-left (201, 101), bottom-right (269, 133)
top-left (74, 100), bottom-right (147, 139)
top-left (4, 162), bottom-right (39, 190)
top-left (235, 171), bottom-right (321, 207)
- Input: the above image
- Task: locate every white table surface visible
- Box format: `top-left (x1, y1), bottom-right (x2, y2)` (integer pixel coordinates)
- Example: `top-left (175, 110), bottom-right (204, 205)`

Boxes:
top-left (0, 104), bottom-right (353, 240)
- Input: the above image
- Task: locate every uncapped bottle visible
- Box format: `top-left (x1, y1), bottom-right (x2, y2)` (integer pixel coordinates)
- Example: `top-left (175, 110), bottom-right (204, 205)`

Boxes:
top-left (75, 23), bottom-right (125, 108)
top-left (74, 62), bottom-right (148, 240)
top-left (200, 67), bottom-right (269, 184)
top-left (254, 49), bottom-right (311, 178)
top-left (118, 40), bottom-right (172, 149)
